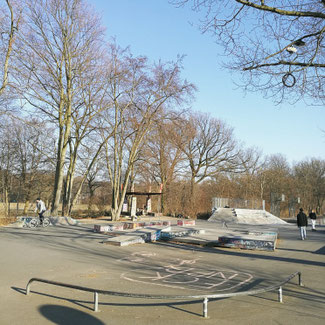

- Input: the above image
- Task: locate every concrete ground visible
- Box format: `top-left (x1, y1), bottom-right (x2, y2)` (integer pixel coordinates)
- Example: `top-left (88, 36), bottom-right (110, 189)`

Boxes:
top-left (0, 219), bottom-right (324, 325)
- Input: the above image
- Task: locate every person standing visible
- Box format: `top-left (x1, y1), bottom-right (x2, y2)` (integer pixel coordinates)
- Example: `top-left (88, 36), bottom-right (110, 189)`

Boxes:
top-left (309, 209), bottom-right (317, 231)
top-left (297, 208), bottom-right (308, 240)
top-left (35, 198), bottom-right (46, 225)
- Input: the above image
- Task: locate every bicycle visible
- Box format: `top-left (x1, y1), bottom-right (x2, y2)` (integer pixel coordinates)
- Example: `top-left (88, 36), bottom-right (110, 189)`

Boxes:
top-left (28, 217), bottom-right (51, 228)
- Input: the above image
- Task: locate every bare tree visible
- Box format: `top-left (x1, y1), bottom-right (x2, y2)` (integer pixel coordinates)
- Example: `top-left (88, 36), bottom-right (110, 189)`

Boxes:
top-left (294, 158), bottom-right (325, 214)
top-left (232, 147), bottom-right (264, 200)
top-left (140, 116), bottom-right (185, 213)
top-left (259, 154), bottom-right (292, 216)
top-left (61, 53), bottom-right (111, 216)
top-left (66, 133), bottom-right (109, 216)
top-left (85, 160), bottom-right (104, 213)
top-left (171, 112), bottom-right (253, 216)
top-left (172, 0), bottom-right (325, 104)
top-left (0, 116), bottom-right (55, 216)
top-left (11, 118), bottom-right (54, 213)
top-left (173, 112), bottom-right (246, 194)
top-left (101, 45), bottom-right (194, 220)
top-left (0, 117), bottom-right (15, 216)
top-left (16, 0), bottom-right (105, 215)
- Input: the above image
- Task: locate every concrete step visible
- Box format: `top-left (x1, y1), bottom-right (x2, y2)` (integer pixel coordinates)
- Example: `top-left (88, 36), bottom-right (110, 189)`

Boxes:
top-left (102, 234), bottom-right (145, 246)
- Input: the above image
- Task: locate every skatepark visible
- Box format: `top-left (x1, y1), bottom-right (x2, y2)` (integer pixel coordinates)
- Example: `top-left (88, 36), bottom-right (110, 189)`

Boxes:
top-left (1, 209), bottom-right (325, 325)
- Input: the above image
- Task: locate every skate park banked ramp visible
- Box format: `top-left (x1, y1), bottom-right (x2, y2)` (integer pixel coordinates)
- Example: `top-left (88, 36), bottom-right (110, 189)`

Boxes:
top-left (206, 208), bottom-right (286, 250)
top-left (208, 208), bottom-right (287, 225)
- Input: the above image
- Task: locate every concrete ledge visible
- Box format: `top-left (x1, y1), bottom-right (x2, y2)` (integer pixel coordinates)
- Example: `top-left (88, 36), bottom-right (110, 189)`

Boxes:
top-left (94, 224), bottom-right (124, 233)
top-left (161, 227), bottom-right (205, 239)
top-left (134, 226), bottom-right (171, 242)
top-left (217, 236), bottom-right (277, 251)
top-left (123, 220), bottom-right (172, 230)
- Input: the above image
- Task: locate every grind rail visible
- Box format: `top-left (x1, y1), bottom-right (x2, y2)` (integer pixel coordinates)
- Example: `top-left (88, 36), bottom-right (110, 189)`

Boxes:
top-left (26, 271), bottom-right (303, 318)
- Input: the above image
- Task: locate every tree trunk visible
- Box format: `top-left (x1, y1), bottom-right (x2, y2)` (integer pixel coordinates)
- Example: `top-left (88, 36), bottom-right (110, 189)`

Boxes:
top-left (23, 200), bottom-right (30, 215)
top-left (51, 116), bottom-right (72, 215)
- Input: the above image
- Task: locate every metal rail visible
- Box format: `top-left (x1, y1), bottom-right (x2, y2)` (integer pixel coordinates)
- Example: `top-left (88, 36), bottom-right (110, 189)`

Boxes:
top-left (26, 271), bottom-right (303, 318)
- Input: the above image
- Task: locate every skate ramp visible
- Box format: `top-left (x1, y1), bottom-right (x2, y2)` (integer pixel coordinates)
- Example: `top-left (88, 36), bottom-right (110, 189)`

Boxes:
top-left (208, 208), bottom-right (287, 225)
top-left (49, 216), bottom-right (79, 226)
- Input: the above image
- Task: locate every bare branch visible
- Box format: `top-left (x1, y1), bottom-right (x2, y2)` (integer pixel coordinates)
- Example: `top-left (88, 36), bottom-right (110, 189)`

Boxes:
top-left (0, 0), bottom-right (20, 96)
top-left (235, 0), bottom-right (325, 19)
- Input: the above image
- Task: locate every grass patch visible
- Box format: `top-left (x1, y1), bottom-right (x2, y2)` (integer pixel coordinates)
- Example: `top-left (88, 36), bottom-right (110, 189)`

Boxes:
top-left (0, 217), bottom-right (16, 226)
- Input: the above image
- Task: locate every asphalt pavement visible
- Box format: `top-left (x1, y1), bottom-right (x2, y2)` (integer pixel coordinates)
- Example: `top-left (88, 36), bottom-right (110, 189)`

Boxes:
top-left (0, 219), bottom-right (324, 325)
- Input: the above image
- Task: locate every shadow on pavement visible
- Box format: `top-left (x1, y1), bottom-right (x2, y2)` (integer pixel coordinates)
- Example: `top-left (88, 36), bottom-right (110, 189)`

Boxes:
top-left (11, 286), bottom-right (205, 317)
top-left (2, 227), bottom-right (123, 262)
top-left (277, 247), bottom-right (313, 253)
top-left (281, 286), bottom-right (325, 304)
top-left (39, 305), bottom-right (105, 325)
top-left (314, 245), bottom-right (325, 255)
top-left (153, 242), bottom-right (325, 268)
top-left (11, 287), bottom-right (94, 311)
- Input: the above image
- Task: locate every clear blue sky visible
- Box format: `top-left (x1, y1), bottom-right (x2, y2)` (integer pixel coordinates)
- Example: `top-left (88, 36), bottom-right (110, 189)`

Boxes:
top-left (91, 0), bottom-right (325, 164)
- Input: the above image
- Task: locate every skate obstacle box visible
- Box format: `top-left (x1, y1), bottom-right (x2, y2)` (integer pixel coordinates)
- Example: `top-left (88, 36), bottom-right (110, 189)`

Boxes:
top-left (217, 233), bottom-right (277, 251)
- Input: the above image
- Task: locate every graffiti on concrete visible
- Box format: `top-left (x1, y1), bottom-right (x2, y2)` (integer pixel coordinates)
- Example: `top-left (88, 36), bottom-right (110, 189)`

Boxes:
top-left (120, 253), bottom-right (253, 291)
top-left (119, 251), bottom-right (157, 263)
top-left (218, 237), bottom-right (275, 251)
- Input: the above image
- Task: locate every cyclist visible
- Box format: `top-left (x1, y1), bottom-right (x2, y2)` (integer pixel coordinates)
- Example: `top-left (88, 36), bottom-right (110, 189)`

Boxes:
top-left (35, 198), bottom-right (46, 225)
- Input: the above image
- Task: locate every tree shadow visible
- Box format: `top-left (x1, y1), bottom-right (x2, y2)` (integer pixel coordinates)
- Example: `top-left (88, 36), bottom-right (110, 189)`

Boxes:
top-left (277, 247), bottom-right (313, 253)
top-left (153, 241), bottom-right (325, 268)
top-left (277, 245), bottom-right (325, 255)
top-left (1, 227), bottom-right (123, 263)
top-left (283, 287), bottom-right (325, 304)
top-left (39, 305), bottom-right (105, 325)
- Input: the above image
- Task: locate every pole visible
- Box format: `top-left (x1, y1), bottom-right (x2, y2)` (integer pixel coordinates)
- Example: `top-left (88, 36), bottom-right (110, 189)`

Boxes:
top-left (203, 297), bottom-right (208, 318)
top-left (94, 292), bottom-right (99, 312)
top-left (278, 287), bottom-right (283, 303)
